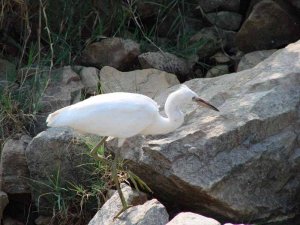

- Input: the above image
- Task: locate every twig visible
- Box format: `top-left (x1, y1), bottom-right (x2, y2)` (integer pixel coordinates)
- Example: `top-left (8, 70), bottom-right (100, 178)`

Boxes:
top-left (18, 2), bottom-right (31, 68)
top-left (125, 0), bottom-right (166, 56)
top-left (39, 0), bottom-right (54, 72)
top-left (37, 0), bottom-right (42, 64)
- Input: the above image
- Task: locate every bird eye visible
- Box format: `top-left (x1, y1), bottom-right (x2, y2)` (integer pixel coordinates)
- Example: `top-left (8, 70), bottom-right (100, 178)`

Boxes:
top-left (192, 96), bottom-right (196, 101)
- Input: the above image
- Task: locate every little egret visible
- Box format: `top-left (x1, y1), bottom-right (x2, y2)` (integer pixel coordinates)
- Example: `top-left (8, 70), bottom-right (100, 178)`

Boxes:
top-left (46, 84), bottom-right (219, 216)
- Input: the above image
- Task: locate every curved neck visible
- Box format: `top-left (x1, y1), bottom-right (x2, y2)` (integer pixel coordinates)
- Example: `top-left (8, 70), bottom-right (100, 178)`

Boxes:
top-left (143, 92), bottom-right (185, 135)
top-left (164, 93), bottom-right (184, 127)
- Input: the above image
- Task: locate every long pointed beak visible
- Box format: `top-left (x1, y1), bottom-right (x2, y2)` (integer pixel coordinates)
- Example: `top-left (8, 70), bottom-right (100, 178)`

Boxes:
top-left (193, 97), bottom-right (219, 112)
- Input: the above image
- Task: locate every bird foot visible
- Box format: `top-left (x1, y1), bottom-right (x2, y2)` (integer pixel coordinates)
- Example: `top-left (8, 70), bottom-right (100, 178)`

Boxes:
top-left (113, 204), bottom-right (133, 220)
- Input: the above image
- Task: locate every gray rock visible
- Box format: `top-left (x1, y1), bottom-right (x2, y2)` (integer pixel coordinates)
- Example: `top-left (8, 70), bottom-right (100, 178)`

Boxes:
top-left (138, 52), bottom-right (190, 81)
top-left (112, 40), bottom-right (300, 222)
top-left (99, 66), bottom-right (179, 98)
top-left (237, 49), bottom-right (277, 71)
top-left (206, 65), bottom-right (229, 78)
top-left (78, 66), bottom-right (100, 95)
top-left (37, 66), bottom-right (84, 132)
top-left (196, 0), bottom-right (240, 13)
top-left (166, 212), bottom-right (220, 225)
top-left (41, 66), bottom-right (84, 114)
top-left (113, 199), bottom-right (169, 225)
top-left (88, 184), bottom-right (148, 225)
top-left (25, 127), bottom-right (92, 214)
top-left (190, 27), bottom-right (236, 59)
top-left (0, 191), bottom-right (9, 220)
top-left (206, 11), bottom-right (242, 31)
top-left (81, 38), bottom-right (140, 70)
top-left (236, 0), bottom-right (300, 52)
top-left (210, 52), bottom-right (231, 64)
top-left (0, 135), bottom-right (32, 194)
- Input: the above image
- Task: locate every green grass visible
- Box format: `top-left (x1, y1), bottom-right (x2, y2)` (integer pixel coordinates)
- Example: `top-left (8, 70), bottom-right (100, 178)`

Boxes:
top-left (25, 136), bottom-right (153, 224)
top-left (0, 64), bottom-right (50, 150)
top-left (26, 139), bottom-right (134, 224)
top-left (1, 0), bottom-right (203, 69)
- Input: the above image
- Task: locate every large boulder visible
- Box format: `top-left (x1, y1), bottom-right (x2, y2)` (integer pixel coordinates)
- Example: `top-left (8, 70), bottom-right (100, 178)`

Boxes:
top-left (81, 38), bottom-right (140, 70)
top-left (236, 0), bottom-right (300, 52)
top-left (112, 40), bottom-right (300, 223)
top-left (99, 66), bottom-right (179, 98)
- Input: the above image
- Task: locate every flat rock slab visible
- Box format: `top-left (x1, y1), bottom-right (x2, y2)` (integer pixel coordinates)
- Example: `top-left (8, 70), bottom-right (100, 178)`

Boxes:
top-left (99, 66), bottom-right (179, 98)
top-left (115, 40), bottom-right (300, 223)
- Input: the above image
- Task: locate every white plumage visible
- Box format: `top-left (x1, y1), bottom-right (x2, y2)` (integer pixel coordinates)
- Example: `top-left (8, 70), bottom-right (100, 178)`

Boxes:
top-left (46, 85), bottom-right (218, 146)
top-left (46, 84), bottom-right (219, 215)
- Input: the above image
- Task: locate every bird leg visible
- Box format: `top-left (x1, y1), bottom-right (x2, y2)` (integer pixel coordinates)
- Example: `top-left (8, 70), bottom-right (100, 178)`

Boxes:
top-left (91, 138), bottom-right (132, 218)
top-left (90, 136), bottom-right (108, 160)
top-left (112, 148), bottom-right (132, 219)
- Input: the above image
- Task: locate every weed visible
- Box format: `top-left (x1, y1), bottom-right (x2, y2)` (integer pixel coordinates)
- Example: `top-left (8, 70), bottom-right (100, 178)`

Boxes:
top-left (0, 82), bottom-right (31, 149)
top-left (25, 137), bottom-right (152, 224)
top-left (0, 64), bottom-right (51, 152)
top-left (27, 154), bottom-right (107, 224)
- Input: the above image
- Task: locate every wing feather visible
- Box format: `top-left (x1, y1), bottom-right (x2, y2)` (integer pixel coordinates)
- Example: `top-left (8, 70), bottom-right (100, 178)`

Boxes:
top-left (47, 92), bottom-right (159, 138)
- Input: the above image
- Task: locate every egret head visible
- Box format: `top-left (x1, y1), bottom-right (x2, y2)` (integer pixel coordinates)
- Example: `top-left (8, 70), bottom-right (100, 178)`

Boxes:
top-left (177, 85), bottom-right (219, 111)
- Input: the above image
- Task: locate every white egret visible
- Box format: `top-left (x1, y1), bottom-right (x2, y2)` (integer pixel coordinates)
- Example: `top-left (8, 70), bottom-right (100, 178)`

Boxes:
top-left (46, 84), bottom-right (219, 215)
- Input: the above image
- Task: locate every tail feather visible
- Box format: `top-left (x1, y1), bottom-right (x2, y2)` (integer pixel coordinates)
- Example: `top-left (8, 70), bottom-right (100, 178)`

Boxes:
top-left (46, 107), bottom-right (69, 127)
